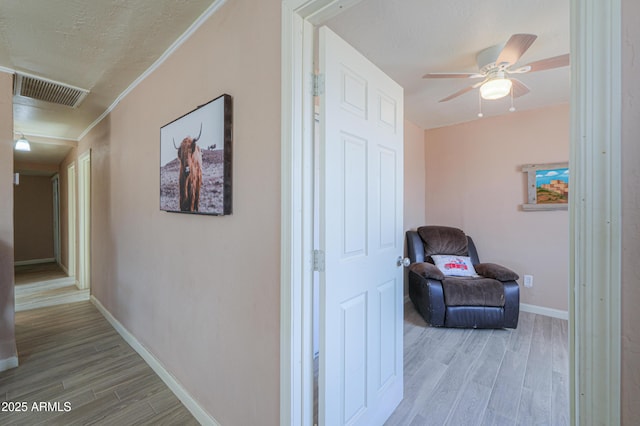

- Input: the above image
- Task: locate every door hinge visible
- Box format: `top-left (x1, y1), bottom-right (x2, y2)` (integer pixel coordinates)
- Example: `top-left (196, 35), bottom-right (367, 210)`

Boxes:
top-left (313, 74), bottom-right (325, 97)
top-left (312, 249), bottom-right (325, 272)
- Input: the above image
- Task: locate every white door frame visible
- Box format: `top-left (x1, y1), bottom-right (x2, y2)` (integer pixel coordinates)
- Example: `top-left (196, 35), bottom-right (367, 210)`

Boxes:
top-left (78, 151), bottom-right (91, 291)
top-left (67, 162), bottom-right (77, 279)
top-left (569, 0), bottom-right (621, 423)
top-left (280, 1), bottom-right (622, 425)
top-left (51, 173), bottom-right (61, 265)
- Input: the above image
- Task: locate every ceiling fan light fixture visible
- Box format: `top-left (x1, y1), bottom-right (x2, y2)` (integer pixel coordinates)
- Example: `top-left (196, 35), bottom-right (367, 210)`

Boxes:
top-left (480, 78), bottom-right (513, 100)
top-left (14, 133), bottom-right (31, 152)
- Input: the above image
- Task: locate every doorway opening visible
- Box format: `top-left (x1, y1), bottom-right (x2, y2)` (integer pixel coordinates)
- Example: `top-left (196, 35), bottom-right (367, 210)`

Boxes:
top-left (13, 139), bottom-right (89, 311)
top-left (283, 1), bottom-right (622, 425)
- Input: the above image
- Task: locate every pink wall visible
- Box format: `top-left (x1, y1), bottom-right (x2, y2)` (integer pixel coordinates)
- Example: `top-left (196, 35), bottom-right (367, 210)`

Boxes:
top-left (425, 104), bottom-right (570, 311)
top-left (13, 175), bottom-right (55, 262)
top-left (404, 119), bottom-right (427, 295)
top-left (404, 119), bottom-right (427, 232)
top-left (0, 72), bottom-right (17, 367)
top-left (621, 0), bottom-right (640, 421)
top-left (71, 1), bottom-right (281, 424)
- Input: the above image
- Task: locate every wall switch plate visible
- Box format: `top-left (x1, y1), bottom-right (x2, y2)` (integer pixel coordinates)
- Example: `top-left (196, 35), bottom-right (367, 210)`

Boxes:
top-left (524, 275), bottom-right (533, 288)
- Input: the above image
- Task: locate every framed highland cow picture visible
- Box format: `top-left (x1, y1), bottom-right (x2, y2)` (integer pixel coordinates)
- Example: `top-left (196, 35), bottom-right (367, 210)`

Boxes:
top-left (160, 94), bottom-right (232, 215)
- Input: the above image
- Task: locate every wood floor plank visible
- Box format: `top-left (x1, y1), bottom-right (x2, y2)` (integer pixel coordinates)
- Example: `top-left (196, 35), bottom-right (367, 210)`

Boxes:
top-left (427, 328), bottom-right (473, 365)
top-left (507, 310), bottom-right (535, 354)
top-left (482, 349), bottom-right (527, 422)
top-left (552, 317), bottom-right (569, 375)
top-left (384, 356), bottom-right (447, 425)
top-left (471, 334), bottom-right (508, 388)
top-left (517, 386), bottom-right (551, 425)
top-left (0, 301), bottom-right (196, 425)
top-left (377, 302), bottom-right (570, 425)
top-left (445, 380), bottom-right (491, 426)
top-left (552, 371), bottom-right (570, 426)
top-left (523, 315), bottom-right (553, 394)
top-left (14, 262), bottom-right (67, 285)
top-left (412, 351), bottom-right (479, 425)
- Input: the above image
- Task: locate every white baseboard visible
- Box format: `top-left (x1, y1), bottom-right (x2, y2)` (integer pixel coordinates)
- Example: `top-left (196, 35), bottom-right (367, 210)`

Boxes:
top-left (520, 303), bottom-right (569, 320)
top-left (0, 356), bottom-right (18, 372)
top-left (14, 258), bottom-right (55, 266)
top-left (90, 296), bottom-right (219, 426)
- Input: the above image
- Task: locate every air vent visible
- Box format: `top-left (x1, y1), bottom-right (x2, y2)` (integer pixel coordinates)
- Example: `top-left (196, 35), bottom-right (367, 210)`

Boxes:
top-left (13, 73), bottom-right (89, 108)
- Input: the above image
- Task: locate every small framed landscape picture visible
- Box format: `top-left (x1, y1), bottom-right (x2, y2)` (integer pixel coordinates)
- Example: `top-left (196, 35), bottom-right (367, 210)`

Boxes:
top-left (160, 94), bottom-right (232, 215)
top-left (521, 162), bottom-right (569, 211)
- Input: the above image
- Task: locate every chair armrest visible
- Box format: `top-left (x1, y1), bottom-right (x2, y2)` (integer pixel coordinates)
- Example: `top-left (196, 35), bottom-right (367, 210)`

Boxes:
top-left (475, 263), bottom-right (519, 281)
top-left (408, 271), bottom-right (445, 327)
top-left (409, 262), bottom-right (444, 281)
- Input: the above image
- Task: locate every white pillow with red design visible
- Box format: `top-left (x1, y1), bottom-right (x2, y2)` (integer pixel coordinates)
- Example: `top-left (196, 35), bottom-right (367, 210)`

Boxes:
top-left (431, 255), bottom-right (478, 277)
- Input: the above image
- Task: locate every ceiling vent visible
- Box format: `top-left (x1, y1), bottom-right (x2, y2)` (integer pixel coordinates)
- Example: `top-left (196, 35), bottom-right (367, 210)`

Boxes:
top-left (13, 72), bottom-right (89, 108)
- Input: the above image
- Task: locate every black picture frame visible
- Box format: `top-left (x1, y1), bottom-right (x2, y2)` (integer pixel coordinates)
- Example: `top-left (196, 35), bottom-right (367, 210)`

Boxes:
top-left (160, 94), bottom-right (232, 215)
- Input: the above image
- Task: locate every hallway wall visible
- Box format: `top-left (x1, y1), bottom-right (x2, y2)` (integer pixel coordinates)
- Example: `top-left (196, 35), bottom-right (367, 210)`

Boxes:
top-left (68, 1), bottom-right (281, 424)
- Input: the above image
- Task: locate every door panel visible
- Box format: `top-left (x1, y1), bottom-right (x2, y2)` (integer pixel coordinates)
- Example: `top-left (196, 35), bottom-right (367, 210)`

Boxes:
top-left (319, 26), bottom-right (404, 426)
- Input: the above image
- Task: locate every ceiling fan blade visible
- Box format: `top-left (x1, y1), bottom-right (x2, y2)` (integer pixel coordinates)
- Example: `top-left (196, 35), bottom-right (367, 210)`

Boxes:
top-left (511, 79), bottom-right (531, 98)
top-left (438, 85), bottom-right (476, 102)
top-left (522, 53), bottom-right (570, 72)
top-left (438, 80), bottom-right (486, 102)
top-left (423, 72), bottom-right (484, 79)
top-left (496, 34), bottom-right (538, 67)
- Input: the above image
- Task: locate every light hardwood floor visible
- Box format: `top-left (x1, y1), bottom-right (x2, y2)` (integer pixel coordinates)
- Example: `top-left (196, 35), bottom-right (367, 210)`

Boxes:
top-left (14, 262), bottom-right (68, 286)
top-left (14, 263), bottom-right (89, 312)
top-left (0, 302), bottom-right (197, 425)
top-left (384, 302), bottom-right (569, 426)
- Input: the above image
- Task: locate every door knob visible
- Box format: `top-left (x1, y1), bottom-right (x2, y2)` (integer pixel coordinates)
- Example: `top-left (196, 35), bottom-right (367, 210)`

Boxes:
top-left (397, 256), bottom-right (411, 267)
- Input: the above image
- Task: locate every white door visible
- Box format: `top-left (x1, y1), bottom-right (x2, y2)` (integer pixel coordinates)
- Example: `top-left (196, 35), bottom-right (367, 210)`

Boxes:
top-left (51, 174), bottom-right (61, 265)
top-left (319, 26), bottom-right (404, 426)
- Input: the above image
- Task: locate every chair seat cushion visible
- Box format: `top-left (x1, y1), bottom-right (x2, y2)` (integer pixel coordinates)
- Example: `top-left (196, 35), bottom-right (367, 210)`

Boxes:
top-left (441, 277), bottom-right (505, 307)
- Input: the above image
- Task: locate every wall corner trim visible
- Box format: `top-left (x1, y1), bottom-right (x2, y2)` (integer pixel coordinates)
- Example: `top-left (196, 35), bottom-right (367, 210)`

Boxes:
top-left (0, 356), bottom-right (19, 373)
top-left (520, 303), bottom-right (569, 320)
top-left (90, 296), bottom-right (220, 426)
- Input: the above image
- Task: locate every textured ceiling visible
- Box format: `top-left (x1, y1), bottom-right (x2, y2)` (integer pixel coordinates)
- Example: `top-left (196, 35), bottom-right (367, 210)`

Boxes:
top-left (0, 0), bottom-right (218, 141)
top-left (2, 0), bottom-right (569, 169)
top-left (326, 0), bottom-right (570, 129)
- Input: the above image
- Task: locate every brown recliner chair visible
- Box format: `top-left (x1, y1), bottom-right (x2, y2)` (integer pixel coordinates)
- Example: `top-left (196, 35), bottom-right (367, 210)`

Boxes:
top-left (407, 226), bottom-right (520, 329)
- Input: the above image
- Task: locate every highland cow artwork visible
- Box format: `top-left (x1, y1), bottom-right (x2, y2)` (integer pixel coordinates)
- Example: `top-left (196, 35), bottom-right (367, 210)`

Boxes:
top-left (160, 94), bottom-right (232, 215)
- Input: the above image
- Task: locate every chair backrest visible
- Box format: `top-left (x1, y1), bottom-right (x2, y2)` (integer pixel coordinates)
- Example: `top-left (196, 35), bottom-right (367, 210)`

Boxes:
top-left (406, 228), bottom-right (481, 265)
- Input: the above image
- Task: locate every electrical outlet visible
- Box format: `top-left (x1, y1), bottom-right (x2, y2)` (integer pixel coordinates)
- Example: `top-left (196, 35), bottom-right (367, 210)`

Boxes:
top-left (524, 275), bottom-right (533, 288)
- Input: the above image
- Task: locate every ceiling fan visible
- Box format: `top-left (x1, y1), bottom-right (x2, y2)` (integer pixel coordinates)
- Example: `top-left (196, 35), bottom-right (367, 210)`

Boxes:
top-left (423, 34), bottom-right (569, 103)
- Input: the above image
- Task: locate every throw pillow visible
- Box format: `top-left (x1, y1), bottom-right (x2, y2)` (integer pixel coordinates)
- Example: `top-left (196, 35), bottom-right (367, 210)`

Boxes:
top-left (432, 255), bottom-right (478, 277)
